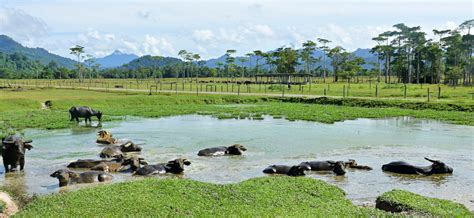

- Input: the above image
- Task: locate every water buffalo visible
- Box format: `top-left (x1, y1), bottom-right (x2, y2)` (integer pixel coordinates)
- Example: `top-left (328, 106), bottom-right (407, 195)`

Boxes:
top-left (69, 106), bottom-right (103, 123)
top-left (96, 130), bottom-right (135, 147)
top-left (99, 143), bottom-right (142, 158)
top-left (1, 135), bottom-right (33, 172)
top-left (197, 144), bottom-right (247, 156)
top-left (50, 169), bottom-right (113, 187)
top-left (263, 164), bottom-right (311, 176)
top-left (382, 157), bottom-right (453, 175)
top-left (299, 160), bottom-right (347, 175)
top-left (344, 159), bottom-right (373, 170)
top-left (134, 158), bottom-right (191, 176)
top-left (67, 157), bottom-right (146, 172)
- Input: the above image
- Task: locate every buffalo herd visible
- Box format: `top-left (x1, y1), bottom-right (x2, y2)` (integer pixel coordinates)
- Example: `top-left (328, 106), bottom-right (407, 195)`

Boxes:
top-left (1, 106), bottom-right (454, 188)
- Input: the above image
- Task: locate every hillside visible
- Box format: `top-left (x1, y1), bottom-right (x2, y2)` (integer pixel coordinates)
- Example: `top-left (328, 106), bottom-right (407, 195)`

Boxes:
top-left (121, 55), bottom-right (182, 69)
top-left (0, 35), bottom-right (77, 69)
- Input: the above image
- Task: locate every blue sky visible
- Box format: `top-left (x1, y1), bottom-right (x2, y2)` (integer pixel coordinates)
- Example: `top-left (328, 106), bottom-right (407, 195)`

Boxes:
top-left (0, 0), bottom-right (472, 59)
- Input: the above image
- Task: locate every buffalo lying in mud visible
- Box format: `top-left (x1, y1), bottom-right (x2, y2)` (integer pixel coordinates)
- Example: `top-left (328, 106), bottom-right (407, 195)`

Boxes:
top-left (299, 159), bottom-right (373, 176)
top-left (134, 158), bottom-right (191, 176)
top-left (263, 164), bottom-right (311, 176)
top-left (382, 157), bottom-right (453, 175)
top-left (67, 156), bottom-right (146, 172)
top-left (197, 144), bottom-right (247, 156)
top-left (69, 106), bottom-right (103, 123)
top-left (50, 169), bottom-right (113, 187)
top-left (99, 143), bottom-right (142, 159)
top-left (1, 135), bottom-right (33, 172)
top-left (299, 160), bottom-right (348, 175)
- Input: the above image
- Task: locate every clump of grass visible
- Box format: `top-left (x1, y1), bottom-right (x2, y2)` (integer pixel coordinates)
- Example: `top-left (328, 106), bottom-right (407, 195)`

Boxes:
top-left (376, 189), bottom-right (472, 216)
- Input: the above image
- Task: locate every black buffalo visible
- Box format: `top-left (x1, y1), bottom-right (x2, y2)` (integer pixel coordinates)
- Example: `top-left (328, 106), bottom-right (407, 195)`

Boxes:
top-left (197, 144), bottom-right (247, 156)
top-left (50, 169), bottom-right (113, 187)
top-left (134, 158), bottom-right (191, 176)
top-left (262, 164), bottom-right (311, 176)
top-left (99, 143), bottom-right (142, 158)
top-left (69, 106), bottom-right (103, 123)
top-left (1, 135), bottom-right (33, 172)
top-left (67, 156), bottom-right (146, 172)
top-left (382, 157), bottom-right (453, 175)
top-left (299, 160), bottom-right (347, 175)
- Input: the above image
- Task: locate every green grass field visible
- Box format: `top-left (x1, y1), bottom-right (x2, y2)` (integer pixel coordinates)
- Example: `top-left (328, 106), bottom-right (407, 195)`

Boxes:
top-left (3, 78), bottom-right (474, 104)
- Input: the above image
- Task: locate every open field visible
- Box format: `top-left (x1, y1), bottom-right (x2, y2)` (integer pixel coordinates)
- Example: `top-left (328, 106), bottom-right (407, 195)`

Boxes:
top-left (2, 78), bottom-right (473, 104)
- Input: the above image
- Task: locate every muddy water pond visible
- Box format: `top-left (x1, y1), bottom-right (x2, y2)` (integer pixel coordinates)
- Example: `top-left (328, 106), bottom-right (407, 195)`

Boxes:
top-left (2, 115), bottom-right (473, 209)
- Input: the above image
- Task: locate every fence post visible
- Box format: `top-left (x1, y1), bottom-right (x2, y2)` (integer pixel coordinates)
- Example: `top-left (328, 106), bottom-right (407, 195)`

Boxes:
top-left (427, 88), bottom-right (430, 102)
top-left (238, 84), bottom-right (240, 96)
top-left (324, 88), bottom-right (326, 96)
top-left (375, 83), bottom-right (379, 97)
top-left (404, 84), bottom-right (407, 99)
top-left (343, 85), bottom-right (346, 98)
top-left (438, 86), bottom-right (441, 99)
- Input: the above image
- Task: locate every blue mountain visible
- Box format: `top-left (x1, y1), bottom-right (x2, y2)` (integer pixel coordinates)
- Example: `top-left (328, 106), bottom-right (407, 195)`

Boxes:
top-left (96, 50), bottom-right (139, 68)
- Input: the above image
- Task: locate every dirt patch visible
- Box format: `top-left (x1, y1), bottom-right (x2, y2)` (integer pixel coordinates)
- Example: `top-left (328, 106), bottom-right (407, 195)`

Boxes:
top-left (0, 192), bottom-right (19, 217)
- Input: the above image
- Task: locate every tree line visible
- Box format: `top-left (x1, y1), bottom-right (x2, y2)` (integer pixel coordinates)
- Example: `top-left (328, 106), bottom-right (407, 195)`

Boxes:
top-left (0, 20), bottom-right (471, 85)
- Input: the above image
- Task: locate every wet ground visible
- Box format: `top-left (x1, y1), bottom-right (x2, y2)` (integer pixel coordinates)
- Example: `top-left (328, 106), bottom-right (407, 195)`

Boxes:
top-left (2, 115), bottom-right (473, 208)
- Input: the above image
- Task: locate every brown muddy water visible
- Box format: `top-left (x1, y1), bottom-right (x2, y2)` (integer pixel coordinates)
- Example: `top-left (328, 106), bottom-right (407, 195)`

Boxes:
top-left (1, 115), bottom-right (473, 209)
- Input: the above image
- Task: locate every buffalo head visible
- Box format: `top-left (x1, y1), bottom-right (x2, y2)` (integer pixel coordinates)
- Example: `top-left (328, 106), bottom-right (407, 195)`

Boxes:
top-left (165, 158), bottom-right (191, 174)
top-left (50, 169), bottom-right (78, 187)
top-left (424, 157), bottom-right (453, 174)
top-left (2, 135), bottom-right (33, 155)
top-left (226, 144), bottom-right (247, 155)
top-left (287, 164), bottom-right (311, 176)
top-left (328, 161), bottom-right (346, 175)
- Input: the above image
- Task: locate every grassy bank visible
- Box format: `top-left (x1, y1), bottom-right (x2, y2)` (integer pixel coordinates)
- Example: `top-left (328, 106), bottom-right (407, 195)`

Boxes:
top-left (0, 88), bottom-right (472, 135)
top-left (16, 177), bottom-right (472, 217)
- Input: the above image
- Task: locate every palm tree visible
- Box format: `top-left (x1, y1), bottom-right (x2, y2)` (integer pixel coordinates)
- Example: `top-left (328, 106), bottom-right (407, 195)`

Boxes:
top-left (225, 49), bottom-right (236, 80)
top-left (70, 45), bottom-right (84, 82)
top-left (317, 38), bottom-right (331, 82)
top-left (301, 40), bottom-right (317, 75)
top-left (253, 50), bottom-right (264, 76)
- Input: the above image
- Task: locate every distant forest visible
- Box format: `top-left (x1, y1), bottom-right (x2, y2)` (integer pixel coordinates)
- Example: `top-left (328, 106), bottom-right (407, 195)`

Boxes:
top-left (0, 20), bottom-right (472, 85)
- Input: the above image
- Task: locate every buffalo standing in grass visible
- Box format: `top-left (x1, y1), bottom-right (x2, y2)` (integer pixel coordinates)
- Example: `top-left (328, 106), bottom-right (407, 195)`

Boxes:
top-left (69, 106), bottom-right (103, 123)
top-left (382, 157), bottom-right (453, 175)
top-left (1, 135), bottom-right (33, 172)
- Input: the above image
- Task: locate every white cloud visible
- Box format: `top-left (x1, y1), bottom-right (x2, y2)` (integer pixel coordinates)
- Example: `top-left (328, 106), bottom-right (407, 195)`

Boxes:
top-left (192, 29), bottom-right (216, 42)
top-left (52, 29), bottom-right (177, 58)
top-left (143, 34), bottom-right (175, 56)
top-left (0, 7), bottom-right (49, 46)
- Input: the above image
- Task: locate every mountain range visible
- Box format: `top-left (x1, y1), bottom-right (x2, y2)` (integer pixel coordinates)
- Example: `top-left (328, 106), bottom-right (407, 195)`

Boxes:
top-left (0, 34), bottom-right (378, 71)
